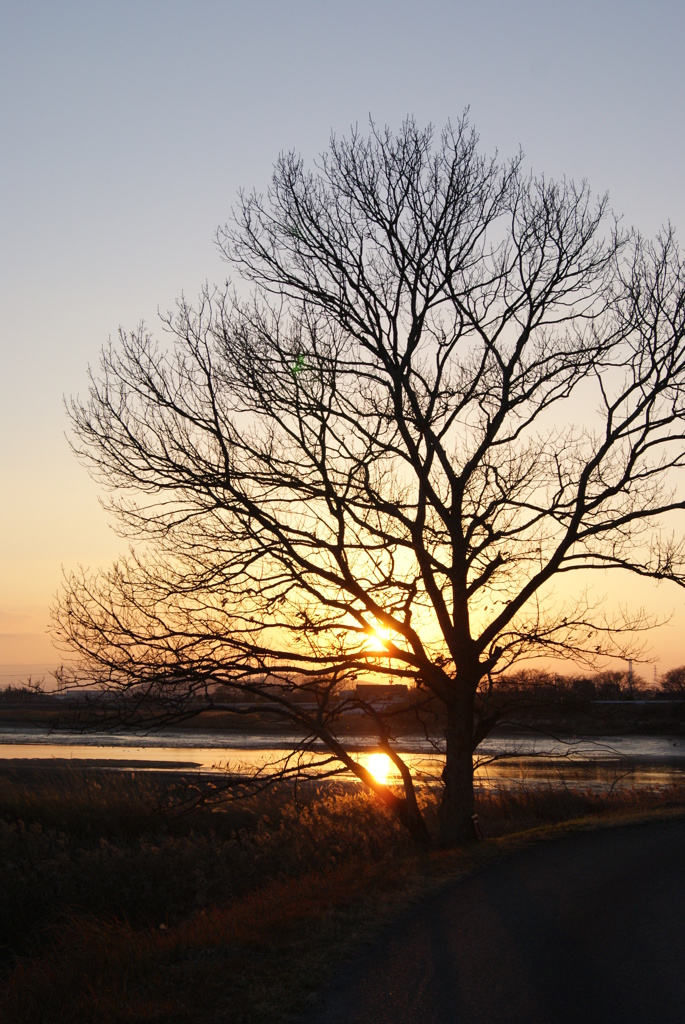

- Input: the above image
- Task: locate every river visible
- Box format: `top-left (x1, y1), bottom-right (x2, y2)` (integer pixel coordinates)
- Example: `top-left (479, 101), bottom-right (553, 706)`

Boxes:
top-left (2, 724), bottom-right (685, 790)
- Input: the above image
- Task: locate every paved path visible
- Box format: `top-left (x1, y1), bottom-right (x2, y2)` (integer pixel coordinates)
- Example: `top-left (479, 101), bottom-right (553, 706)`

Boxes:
top-left (306, 818), bottom-right (685, 1024)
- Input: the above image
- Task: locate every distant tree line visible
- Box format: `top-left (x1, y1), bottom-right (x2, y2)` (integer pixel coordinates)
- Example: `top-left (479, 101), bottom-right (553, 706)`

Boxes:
top-left (0, 679), bottom-right (45, 699)
top-left (661, 666), bottom-right (685, 696)
top-left (495, 667), bottom-right (685, 701)
top-left (4, 667), bottom-right (685, 704)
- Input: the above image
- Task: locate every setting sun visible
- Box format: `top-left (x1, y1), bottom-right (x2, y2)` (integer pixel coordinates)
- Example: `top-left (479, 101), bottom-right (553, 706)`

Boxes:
top-left (365, 626), bottom-right (392, 652)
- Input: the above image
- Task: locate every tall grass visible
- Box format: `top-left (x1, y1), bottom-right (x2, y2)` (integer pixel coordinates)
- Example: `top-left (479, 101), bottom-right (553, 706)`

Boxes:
top-left (0, 770), bottom-right (408, 959)
top-left (476, 780), bottom-right (685, 835)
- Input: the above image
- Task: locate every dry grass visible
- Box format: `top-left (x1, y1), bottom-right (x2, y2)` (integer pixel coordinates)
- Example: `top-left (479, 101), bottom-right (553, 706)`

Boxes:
top-left (476, 779), bottom-right (685, 835)
top-left (1, 769), bottom-right (684, 1023)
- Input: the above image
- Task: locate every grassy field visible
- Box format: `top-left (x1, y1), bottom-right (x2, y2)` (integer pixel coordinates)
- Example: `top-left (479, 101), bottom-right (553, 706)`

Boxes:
top-left (1, 768), bottom-right (684, 1023)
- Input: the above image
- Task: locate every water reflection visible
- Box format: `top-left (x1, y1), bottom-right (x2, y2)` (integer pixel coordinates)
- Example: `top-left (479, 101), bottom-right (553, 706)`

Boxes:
top-left (1, 726), bottom-right (684, 791)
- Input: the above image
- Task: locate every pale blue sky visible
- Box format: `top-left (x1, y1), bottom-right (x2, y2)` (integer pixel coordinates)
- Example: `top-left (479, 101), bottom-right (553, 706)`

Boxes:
top-left (1, 0), bottom-right (684, 678)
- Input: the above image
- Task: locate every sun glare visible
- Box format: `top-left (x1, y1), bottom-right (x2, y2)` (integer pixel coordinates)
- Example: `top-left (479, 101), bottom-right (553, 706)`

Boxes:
top-left (366, 752), bottom-right (393, 785)
top-left (365, 625), bottom-right (391, 652)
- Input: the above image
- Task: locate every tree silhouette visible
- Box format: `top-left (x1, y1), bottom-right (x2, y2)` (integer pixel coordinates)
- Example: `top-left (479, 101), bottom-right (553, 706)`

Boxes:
top-left (662, 665), bottom-right (685, 695)
top-left (54, 117), bottom-right (685, 845)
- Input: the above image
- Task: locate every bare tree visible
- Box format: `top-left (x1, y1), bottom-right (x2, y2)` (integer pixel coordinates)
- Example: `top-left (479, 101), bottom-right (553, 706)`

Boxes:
top-left (53, 117), bottom-right (685, 846)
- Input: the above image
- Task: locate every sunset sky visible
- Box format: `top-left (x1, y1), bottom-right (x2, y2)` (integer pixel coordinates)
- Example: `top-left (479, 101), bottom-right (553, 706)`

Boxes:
top-left (2, 0), bottom-right (685, 684)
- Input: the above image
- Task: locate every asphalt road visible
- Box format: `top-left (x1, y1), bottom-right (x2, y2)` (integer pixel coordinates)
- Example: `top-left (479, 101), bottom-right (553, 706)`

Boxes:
top-left (306, 818), bottom-right (685, 1024)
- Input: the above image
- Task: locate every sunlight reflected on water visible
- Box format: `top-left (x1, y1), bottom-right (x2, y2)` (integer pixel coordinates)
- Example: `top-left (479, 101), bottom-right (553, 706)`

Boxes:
top-left (1, 726), bottom-right (685, 791)
top-left (363, 752), bottom-right (394, 785)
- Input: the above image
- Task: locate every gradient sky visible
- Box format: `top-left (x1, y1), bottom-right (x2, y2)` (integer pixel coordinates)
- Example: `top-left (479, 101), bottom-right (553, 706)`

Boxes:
top-left (2, 0), bottom-right (684, 683)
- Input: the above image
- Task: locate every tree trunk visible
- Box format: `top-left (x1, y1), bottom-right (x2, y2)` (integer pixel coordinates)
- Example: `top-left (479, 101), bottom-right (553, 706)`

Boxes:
top-left (439, 699), bottom-right (477, 847)
top-left (396, 788), bottom-right (431, 848)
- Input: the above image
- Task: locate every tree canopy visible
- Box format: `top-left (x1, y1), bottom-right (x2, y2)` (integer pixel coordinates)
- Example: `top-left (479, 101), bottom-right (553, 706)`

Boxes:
top-left (54, 117), bottom-right (685, 845)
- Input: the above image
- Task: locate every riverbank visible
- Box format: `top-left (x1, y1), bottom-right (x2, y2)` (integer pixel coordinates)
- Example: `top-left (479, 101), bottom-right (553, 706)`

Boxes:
top-left (1, 697), bottom-right (684, 736)
top-left (1, 768), bottom-right (685, 1023)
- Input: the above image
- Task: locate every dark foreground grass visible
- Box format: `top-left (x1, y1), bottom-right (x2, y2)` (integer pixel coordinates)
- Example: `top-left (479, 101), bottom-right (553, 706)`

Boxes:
top-left (1, 769), bottom-right (684, 1024)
